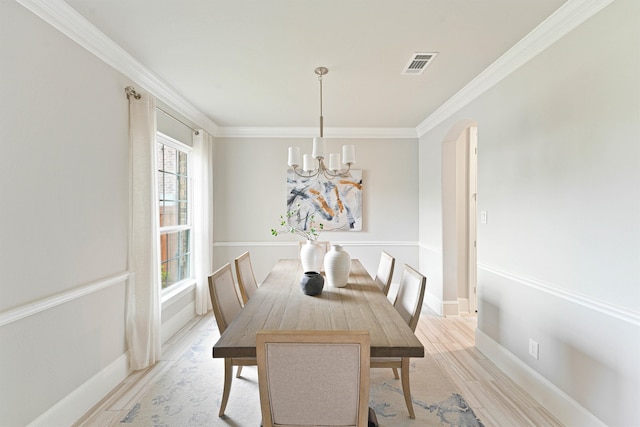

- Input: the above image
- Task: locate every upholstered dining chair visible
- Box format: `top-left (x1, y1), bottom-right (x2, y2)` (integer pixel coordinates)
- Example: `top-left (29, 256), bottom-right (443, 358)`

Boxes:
top-left (370, 264), bottom-right (426, 419)
top-left (373, 251), bottom-right (395, 297)
top-left (234, 251), bottom-right (259, 306)
top-left (256, 330), bottom-right (371, 427)
top-left (208, 263), bottom-right (257, 417)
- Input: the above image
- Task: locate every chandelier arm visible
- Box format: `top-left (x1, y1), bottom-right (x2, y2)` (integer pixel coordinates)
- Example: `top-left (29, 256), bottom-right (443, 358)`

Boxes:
top-left (293, 169), bottom-right (319, 179)
top-left (321, 161), bottom-right (352, 179)
top-left (292, 164), bottom-right (321, 179)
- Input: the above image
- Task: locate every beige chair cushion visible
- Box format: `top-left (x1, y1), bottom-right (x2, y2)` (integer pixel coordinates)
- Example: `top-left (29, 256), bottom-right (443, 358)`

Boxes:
top-left (265, 342), bottom-right (362, 425)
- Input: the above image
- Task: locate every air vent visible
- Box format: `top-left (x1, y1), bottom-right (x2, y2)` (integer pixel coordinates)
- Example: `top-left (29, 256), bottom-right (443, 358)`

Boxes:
top-left (401, 52), bottom-right (438, 75)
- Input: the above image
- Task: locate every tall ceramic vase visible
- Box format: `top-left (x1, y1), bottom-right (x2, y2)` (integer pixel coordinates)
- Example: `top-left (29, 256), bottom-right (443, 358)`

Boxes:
top-left (300, 240), bottom-right (324, 272)
top-left (324, 244), bottom-right (351, 287)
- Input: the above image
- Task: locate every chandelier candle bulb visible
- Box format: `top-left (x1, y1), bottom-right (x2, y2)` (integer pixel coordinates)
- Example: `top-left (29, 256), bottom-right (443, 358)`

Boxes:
top-left (342, 145), bottom-right (356, 164)
top-left (288, 146), bottom-right (301, 167)
top-left (303, 154), bottom-right (314, 172)
top-left (312, 136), bottom-right (326, 159)
top-left (329, 153), bottom-right (341, 171)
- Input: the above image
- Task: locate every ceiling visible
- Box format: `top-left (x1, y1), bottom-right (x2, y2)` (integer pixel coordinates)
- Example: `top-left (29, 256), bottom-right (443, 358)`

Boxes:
top-left (62, 0), bottom-right (567, 132)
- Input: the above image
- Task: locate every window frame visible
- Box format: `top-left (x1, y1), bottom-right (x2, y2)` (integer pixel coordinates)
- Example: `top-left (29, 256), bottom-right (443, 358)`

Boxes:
top-left (156, 131), bottom-right (194, 295)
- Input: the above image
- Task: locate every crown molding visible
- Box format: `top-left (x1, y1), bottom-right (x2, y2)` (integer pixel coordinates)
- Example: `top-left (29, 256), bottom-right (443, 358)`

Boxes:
top-left (215, 126), bottom-right (418, 139)
top-left (416, 0), bottom-right (615, 137)
top-left (17, 0), bottom-right (612, 140)
top-left (16, 0), bottom-right (219, 136)
top-left (213, 241), bottom-right (419, 247)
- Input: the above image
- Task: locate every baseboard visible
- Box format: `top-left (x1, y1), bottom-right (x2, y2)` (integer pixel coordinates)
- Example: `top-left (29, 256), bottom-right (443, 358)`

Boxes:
top-left (475, 329), bottom-right (606, 427)
top-left (457, 297), bottom-right (470, 314)
top-left (442, 300), bottom-right (459, 317)
top-left (423, 291), bottom-right (443, 316)
top-left (27, 353), bottom-right (129, 427)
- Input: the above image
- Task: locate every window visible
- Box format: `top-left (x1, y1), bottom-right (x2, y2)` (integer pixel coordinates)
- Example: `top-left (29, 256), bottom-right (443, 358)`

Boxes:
top-left (156, 132), bottom-right (192, 289)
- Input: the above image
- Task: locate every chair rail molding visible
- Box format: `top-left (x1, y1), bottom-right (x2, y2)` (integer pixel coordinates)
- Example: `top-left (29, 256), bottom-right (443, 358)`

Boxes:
top-left (0, 272), bottom-right (129, 327)
top-left (418, 243), bottom-right (442, 255)
top-left (478, 263), bottom-right (640, 326)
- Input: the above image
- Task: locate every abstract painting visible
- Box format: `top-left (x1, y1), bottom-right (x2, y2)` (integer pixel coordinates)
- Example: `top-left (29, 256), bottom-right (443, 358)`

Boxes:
top-left (286, 170), bottom-right (362, 231)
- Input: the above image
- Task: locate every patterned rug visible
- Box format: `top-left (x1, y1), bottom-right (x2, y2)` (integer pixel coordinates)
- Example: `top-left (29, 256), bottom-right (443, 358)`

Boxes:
top-left (120, 318), bottom-right (483, 426)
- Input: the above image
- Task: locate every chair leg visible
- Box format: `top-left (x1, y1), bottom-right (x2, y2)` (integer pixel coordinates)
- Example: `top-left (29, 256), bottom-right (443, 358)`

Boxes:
top-left (236, 365), bottom-right (243, 378)
top-left (392, 367), bottom-right (399, 379)
top-left (400, 358), bottom-right (415, 419)
top-left (219, 358), bottom-right (233, 417)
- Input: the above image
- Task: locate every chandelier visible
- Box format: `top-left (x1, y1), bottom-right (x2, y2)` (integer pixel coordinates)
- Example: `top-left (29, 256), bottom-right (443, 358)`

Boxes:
top-left (287, 67), bottom-right (356, 179)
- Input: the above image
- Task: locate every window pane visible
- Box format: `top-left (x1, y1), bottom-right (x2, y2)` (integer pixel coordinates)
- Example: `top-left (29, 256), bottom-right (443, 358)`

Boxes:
top-left (178, 151), bottom-right (188, 175)
top-left (165, 173), bottom-right (178, 202)
top-left (157, 135), bottom-right (192, 291)
top-left (158, 171), bottom-right (165, 226)
top-left (178, 176), bottom-right (188, 200)
top-left (178, 254), bottom-right (190, 281)
top-left (159, 230), bottom-right (191, 289)
top-left (164, 201), bottom-right (178, 227)
top-left (179, 230), bottom-right (190, 256)
top-left (164, 258), bottom-right (179, 288)
top-left (178, 200), bottom-right (188, 225)
top-left (164, 145), bottom-right (177, 174)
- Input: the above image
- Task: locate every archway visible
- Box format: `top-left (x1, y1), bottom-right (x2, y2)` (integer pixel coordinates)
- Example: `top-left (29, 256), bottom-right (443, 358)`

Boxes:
top-left (441, 120), bottom-right (478, 316)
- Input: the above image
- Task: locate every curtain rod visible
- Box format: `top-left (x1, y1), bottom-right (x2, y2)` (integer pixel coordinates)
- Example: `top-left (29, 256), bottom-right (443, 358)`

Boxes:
top-left (124, 86), bottom-right (200, 135)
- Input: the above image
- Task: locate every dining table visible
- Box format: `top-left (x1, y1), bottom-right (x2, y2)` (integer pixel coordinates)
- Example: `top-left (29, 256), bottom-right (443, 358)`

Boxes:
top-left (212, 258), bottom-right (424, 359)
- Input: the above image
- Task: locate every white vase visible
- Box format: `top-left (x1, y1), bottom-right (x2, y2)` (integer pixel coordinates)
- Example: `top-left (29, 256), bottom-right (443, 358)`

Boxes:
top-left (324, 244), bottom-right (351, 288)
top-left (300, 240), bottom-right (325, 272)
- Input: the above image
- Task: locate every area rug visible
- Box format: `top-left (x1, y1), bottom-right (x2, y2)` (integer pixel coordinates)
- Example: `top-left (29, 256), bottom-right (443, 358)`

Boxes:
top-left (120, 318), bottom-right (483, 426)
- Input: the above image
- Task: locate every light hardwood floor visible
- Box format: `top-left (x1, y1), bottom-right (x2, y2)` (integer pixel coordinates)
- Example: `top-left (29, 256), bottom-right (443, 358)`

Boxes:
top-left (416, 312), bottom-right (562, 426)
top-left (75, 310), bottom-right (562, 426)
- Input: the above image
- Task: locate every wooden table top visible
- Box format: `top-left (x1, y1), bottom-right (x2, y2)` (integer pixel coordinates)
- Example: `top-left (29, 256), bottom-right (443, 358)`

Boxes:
top-left (212, 259), bottom-right (424, 359)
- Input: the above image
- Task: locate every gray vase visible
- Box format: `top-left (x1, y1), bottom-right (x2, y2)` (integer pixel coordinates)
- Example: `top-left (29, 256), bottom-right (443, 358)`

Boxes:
top-left (300, 271), bottom-right (324, 296)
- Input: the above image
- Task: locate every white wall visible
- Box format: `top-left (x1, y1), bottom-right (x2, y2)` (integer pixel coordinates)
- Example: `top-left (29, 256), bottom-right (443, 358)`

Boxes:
top-left (0, 2), bottom-right (131, 425)
top-left (6, 0), bottom-right (637, 425)
top-left (419, 0), bottom-right (640, 425)
top-left (212, 136), bottom-right (420, 284)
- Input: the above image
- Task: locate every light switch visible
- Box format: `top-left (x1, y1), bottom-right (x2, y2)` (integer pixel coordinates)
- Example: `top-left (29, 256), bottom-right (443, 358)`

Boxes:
top-left (481, 211), bottom-right (488, 224)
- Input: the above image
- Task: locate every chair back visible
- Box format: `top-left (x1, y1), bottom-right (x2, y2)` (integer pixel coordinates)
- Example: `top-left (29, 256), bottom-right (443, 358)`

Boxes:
top-left (256, 330), bottom-right (370, 427)
top-left (235, 251), bottom-right (259, 305)
top-left (394, 264), bottom-right (427, 332)
top-left (208, 263), bottom-right (242, 334)
top-left (374, 251), bottom-right (395, 296)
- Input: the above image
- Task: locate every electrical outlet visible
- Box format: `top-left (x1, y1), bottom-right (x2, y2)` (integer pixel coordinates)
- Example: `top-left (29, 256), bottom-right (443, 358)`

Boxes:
top-left (481, 211), bottom-right (488, 224)
top-left (529, 339), bottom-right (539, 360)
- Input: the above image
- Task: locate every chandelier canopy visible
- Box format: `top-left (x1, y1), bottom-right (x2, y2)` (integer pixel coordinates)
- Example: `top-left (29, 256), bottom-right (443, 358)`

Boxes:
top-left (287, 67), bottom-right (355, 179)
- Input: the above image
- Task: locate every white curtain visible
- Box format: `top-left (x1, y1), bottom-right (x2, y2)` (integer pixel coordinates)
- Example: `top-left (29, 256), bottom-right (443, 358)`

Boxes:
top-left (126, 91), bottom-right (162, 371)
top-left (193, 130), bottom-right (214, 315)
